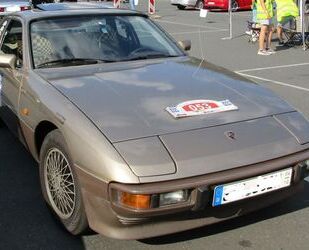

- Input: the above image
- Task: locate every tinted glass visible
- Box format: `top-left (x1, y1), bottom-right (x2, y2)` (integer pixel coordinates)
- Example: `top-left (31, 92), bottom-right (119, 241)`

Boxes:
top-left (30, 15), bottom-right (183, 68)
top-left (0, 0), bottom-right (28, 2)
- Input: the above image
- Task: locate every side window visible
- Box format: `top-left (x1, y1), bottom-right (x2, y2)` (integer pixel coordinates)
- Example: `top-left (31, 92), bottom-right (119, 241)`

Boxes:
top-left (0, 20), bottom-right (23, 68)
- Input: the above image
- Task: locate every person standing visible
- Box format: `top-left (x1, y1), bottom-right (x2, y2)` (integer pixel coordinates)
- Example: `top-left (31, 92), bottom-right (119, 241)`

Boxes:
top-left (256, 0), bottom-right (275, 55)
top-left (129, 0), bottom-right (135, 10)
top-left (275, 0), bottom-right (299, 46)
top-left (252, 0), bottom-right (258, 24)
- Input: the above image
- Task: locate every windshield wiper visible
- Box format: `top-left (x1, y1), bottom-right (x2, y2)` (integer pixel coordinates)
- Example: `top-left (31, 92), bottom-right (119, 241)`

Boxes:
top-left (36, 58), bottom-right (115, 69)
top-left (125, 53), bottom-right (179, 61)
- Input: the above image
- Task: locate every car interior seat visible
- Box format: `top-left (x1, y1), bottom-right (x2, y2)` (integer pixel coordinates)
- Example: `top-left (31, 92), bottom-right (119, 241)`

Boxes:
top-left (31, 33), bottom-right (56, 67)
top-left (98, 23), bottom-right (123, 57)
top-left (1, 32), bottom-right (23, 67)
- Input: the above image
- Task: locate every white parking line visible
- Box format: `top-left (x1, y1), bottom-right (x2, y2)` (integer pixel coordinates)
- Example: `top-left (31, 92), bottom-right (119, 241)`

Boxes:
top-left (237, 72), bottom-right (309, 92)
top-left (156, 20), bottom-right (224, 30)
top-left (170, 29), bottom-right (228, 35)
top-left (236, 62), bottom-right (309, 73)
top-left (233, 12), bottom-right (252, 16)
top-left (157, 8), bottom-right (179, 12)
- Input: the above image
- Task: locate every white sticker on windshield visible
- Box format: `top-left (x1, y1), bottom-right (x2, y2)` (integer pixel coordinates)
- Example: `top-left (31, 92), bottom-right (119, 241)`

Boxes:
top-left (166, 99), bottom-right (238, 118)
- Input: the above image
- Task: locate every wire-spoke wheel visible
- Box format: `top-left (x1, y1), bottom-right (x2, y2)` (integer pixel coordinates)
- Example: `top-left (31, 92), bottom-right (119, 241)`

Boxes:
top-left (44, 148), bottom-right (76, 219)
top-left (40, 129), bottom-right (88, 235)
top-left (231, 0), bottom-right (239, 11)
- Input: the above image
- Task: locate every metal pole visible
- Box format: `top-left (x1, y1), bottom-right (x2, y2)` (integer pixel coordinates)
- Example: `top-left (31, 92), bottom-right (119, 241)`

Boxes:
top-left (222, 0), bottom-right (233, 40)
top-left (229, 0), bottom-right (232, 38)
top-left (300, 0), bottom-right (306, 50)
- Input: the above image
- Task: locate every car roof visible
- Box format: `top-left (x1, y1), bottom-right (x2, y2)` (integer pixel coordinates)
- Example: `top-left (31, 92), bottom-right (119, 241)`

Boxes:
top-left (5, 3), bottom-right (146, 21)
top-left (34, 2), bottom-right (113, 11)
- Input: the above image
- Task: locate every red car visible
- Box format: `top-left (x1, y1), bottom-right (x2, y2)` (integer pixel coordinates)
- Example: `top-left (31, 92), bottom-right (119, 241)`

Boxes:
top-left (204, 0), bottom-right (252, 11)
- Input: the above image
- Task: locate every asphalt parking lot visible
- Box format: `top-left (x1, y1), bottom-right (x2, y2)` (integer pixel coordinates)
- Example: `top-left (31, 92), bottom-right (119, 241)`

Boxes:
top-left (1, 1), bottom-right (309, 249)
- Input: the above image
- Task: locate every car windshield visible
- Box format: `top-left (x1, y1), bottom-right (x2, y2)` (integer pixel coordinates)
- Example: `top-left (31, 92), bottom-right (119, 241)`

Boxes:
top-left (0, 0), bottom-right (28, 2)
top-left (30, 15), bottom-right (184, 68)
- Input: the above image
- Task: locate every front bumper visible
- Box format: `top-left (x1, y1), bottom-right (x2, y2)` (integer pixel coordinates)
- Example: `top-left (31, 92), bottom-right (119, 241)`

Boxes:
top-left (76, 149), bottom-right (309, 239)
top-left (204, 0), bottom-right (227, 9)
top-left (171, 0), bottom-right (197, 7)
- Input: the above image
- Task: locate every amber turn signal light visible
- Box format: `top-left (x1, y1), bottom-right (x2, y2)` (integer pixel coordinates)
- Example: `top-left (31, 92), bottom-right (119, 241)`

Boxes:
top-left (21, 108), bottom-right (30, 116)
top-left (119, 192), bottom-right (151, 209)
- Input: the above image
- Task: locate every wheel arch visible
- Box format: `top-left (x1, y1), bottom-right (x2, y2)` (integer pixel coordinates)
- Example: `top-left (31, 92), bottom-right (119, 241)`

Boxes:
top-left (35, 120), bottom-right (58, 157)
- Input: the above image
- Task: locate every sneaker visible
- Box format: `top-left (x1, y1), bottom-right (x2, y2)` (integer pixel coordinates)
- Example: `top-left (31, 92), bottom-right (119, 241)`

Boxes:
top-left (266, 48), bottom-right (276, 54)
top-left (278, 40), bottom-right (285, 46)
top-left (257, 49), bottom-right (270, 56)
top-left (245, 30), bottom-right (252, 35)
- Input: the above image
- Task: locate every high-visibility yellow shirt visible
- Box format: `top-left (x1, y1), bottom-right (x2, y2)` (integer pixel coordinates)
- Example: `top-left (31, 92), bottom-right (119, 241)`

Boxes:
top-left (257, 0), bottom-right (274, 20)
top-left (275, 0), bottom-right (299, 22)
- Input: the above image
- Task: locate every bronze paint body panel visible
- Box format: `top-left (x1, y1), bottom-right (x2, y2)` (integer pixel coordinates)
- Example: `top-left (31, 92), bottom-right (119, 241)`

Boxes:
top-left (76, 150), bottom-right (308, 239)
top-left (0, 9), bottom-right (309, 239)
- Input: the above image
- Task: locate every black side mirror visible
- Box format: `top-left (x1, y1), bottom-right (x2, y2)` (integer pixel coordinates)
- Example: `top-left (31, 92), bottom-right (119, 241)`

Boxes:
top-left (178, 40), bottom-right (191, 51)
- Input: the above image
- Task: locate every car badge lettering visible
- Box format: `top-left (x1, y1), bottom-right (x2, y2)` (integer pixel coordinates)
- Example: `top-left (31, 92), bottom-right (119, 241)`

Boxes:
top-left (166, 99), bottom-right (238, 118)
top-left (224, 131), bottom-right (236, 140)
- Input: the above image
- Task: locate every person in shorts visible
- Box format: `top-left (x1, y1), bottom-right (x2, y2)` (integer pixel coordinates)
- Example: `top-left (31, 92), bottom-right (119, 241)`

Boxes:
top-left (275, 0), bottom-right (299, 46)
top-left (256, 0), bottom-right (275, 55)
top-left (252, 0), bottom-right (258, 24)
top-left (246, 0), bottom-right (259, 33)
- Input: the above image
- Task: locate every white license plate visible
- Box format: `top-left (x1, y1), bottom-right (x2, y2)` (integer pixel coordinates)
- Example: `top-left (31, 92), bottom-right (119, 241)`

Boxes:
top-left (212, 168), bottom-right (292, 207)
top-left (6, 6), bottom-right (20, 12)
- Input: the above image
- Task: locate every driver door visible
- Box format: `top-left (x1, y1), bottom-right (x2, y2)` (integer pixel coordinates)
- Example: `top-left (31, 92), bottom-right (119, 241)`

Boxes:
top-left (0, 18), bottom-right (24, 136)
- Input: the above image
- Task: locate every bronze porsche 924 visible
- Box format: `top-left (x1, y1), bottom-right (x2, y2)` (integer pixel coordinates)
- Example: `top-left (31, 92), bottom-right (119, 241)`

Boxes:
top-left (0, 2), bottom-right (309, 239)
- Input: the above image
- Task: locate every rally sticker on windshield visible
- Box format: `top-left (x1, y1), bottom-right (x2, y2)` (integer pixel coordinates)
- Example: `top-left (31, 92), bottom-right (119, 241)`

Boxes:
top-left (166, 99), bottom-right (238, 118)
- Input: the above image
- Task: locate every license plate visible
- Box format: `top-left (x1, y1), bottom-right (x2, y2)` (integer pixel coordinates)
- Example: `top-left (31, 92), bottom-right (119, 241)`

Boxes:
top-left (212, 168), bottom-right (292, 207)
top-left (6, 6), bottom-right (20, 12)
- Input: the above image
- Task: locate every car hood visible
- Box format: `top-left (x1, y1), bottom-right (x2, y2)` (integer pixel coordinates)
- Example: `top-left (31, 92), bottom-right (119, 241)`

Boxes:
top-left (37, 57), bottom-right (294, 143)
top-left (114, 114), bottom-right (309, 179)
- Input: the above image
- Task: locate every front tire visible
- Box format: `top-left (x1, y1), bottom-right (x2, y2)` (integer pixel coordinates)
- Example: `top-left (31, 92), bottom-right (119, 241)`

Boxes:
top-left (196, 0), bottom-right (204, 9)
top-left (39, 129), bottom-right (88, 235)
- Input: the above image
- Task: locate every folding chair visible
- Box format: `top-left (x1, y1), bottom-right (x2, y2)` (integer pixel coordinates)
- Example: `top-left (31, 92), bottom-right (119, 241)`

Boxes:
top-left (283, 16), bottom-right (309, 48)
top-left (246, 21), bottom-right (260, 43)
